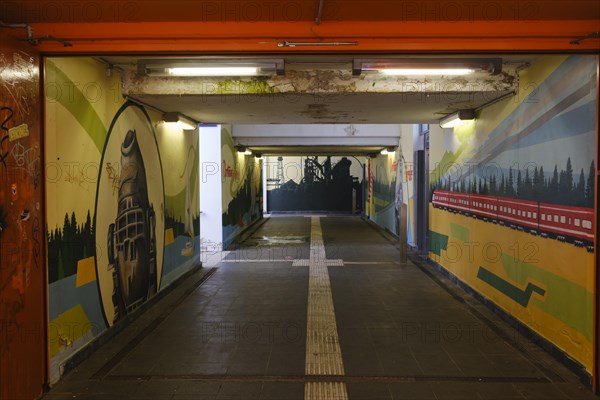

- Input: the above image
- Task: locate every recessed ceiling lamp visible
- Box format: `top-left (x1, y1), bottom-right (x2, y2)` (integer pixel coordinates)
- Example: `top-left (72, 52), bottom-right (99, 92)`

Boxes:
top-left (380, 147), bottom-right (397, 155)
top-left (162, 112), bottom-right (197, 130)
top-left (439, 110), bottom-right (476, 129)
top-left (139, 58), bottom-right (284, 77)
top-left (353, 58), bottom-right (502, 76)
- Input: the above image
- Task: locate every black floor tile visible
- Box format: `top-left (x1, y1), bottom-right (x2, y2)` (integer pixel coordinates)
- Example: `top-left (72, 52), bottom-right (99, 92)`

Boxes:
top-left (346, 382), bottom-right (393, 399)
top-left (42, 216), bottom-right (597, 400)
top-left (388, 382), bottom-right (437, 399)
top-left (259, 382), bottom-right (305, 399)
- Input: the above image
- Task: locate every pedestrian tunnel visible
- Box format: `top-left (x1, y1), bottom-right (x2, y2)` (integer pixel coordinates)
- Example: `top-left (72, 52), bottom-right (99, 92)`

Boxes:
top-left (0, 17), bottom-right (598, 399)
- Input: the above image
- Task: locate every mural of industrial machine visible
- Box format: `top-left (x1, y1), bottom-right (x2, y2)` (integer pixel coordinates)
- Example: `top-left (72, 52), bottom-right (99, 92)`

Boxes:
top-left (267, 156), bottom-right (362, 212)
top-left (107, 129), bottom-right (157, 323)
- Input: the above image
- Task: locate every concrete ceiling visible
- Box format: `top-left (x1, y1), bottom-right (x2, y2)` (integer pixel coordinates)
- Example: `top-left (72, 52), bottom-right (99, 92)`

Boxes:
top-left (231, 124), bottom-right (402, 156)
top-left (247, 145), bottom-right (386, 157)
top-left (91, 54), bottom-right (532, 155)
top-left (131, 91), bottom-right (501, 124)
top-left (104, 54), bottom-right (528, 125)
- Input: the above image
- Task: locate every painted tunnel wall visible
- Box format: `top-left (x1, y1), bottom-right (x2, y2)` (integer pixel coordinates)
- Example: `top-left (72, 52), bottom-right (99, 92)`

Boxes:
top-left (427, 55), bottom-right (597, 373)
top-left (401, 125), bottom-right (416, 246)
top-left (366, 140), bottom-right (404, 236)
top-left (367, 151), bottom-right (397, 234)
top-left (45, 57), bottom-right (200, 383)
top-left (221, 125), bottom-right (262, 249)
top-left (365, 126), bottom-right (417, 244)
top-left (0, 36), bottom-right (46, 400)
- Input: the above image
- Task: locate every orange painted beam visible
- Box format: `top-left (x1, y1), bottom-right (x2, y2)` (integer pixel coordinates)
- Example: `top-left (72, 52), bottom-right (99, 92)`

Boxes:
top-left (26, 20), bottom-right (600, 39)
top-left (18, 38), bottom-right (600, 54)
top-left (1, 0), bottom-right (598, 23)
top-left (2, 20), bottom-right (598, 53)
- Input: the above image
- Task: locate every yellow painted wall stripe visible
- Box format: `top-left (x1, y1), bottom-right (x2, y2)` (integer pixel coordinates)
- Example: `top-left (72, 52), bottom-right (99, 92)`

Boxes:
top-left (75, 256), bottom-right (97, 287)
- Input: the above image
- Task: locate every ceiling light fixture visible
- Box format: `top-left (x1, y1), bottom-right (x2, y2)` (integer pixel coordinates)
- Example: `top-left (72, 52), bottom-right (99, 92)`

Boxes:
top-left (235, 145), bottom-right (252, 155)
top-left (162, 112), bottom-right (197, 130)
top-left (439, 110), bottom-right (476, 129)
top-left (353, 58), bottom-right (502, 76)
top-left (380, 147), bottom-right (396, 155)
top-left (139, 58), bottom-right (284, 77)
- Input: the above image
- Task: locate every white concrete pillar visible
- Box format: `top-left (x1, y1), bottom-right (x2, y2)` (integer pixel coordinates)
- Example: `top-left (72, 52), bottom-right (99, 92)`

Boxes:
top-left (199, 125), bottom-right (223, 258)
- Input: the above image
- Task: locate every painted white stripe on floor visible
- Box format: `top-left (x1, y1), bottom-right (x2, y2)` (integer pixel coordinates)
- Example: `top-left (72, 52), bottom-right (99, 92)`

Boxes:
top-left (305, 216), bottom-right (348, 400)
top-left (220, 259), bottom-right (295, 263)
top-left (293, 259), bottom-right (344, 267)
top-left (201, 250), bottom-right (231, 267)
top-left (343, 261), bottom-right (399, 265)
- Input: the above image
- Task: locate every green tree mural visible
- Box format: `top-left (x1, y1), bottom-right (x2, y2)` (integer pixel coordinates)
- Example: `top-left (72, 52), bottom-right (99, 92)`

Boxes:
top-left (433, 159), bottom-right (595, 208)
top-left (47, 210), bottom-right (96, 284)
top-left (586, 161), bottom-right (595, 208)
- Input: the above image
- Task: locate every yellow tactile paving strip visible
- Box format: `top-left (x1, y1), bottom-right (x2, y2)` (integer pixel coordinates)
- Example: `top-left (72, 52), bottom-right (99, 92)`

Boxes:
top-left (305, 381), bottom-right (349, 400)
top-left (305, 217), bottom-right (348, 400)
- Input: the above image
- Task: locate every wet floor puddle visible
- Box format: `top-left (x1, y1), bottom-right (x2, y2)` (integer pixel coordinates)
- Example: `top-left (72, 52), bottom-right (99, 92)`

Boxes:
top-left (247, 235), bottom-right (309, 246)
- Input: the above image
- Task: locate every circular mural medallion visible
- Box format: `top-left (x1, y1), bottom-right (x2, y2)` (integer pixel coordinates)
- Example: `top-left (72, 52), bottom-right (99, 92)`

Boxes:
top-left (94, 102), bottom-right (164, 326)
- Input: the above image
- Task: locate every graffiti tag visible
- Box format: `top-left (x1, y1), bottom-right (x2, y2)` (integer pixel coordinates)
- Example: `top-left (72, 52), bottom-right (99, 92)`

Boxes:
top-left (0, 106), bottom-right (14, 167)
top-left (222, 160), bottom-right (240, 180)
top-left (9, 142), bottom-right (40, 180)
top-left (64, 166), bottom-right (91, 192)
top-left (106, 162), bottom-right (121, 196)
top-left (0, 52), bottom-right (37, 117)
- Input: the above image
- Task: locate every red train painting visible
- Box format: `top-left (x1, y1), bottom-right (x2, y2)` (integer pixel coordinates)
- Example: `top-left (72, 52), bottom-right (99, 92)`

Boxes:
top-left (432, 189), bottom-right (595, 252)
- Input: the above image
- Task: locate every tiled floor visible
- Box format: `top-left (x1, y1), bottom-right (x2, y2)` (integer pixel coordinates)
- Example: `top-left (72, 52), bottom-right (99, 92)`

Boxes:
top-left (43, 216), bottom-right (597, 400)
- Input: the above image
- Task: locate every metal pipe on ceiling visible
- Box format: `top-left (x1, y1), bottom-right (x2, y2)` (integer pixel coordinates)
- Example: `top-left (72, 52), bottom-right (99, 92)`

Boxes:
top-left (315, 0), bottom-right (325, 25)
top-left (0, 22), bottom-right (72, 47)
top-left (0, 21), bottom-right (33, 40)
top-left (277, 41), bottom-right (358, 47)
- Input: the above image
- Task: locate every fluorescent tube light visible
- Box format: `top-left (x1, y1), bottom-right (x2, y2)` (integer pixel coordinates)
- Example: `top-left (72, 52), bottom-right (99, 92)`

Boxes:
top-left (166, 67), bottom-right (259, 77)
top-left (380, 147), bottom-right (396, 155)
top-left (439, 110), bottom-right (476, 129)
top-left (353, 58), bottom-right (502, 76)
top-left (381, 68), bottom-right (474, 76)
top-left (139, 58), bottom-right (285, 77)
top-left (440, 115), bottom-right (463, 129)
top-left (163, 112), bottom-right (197, 130)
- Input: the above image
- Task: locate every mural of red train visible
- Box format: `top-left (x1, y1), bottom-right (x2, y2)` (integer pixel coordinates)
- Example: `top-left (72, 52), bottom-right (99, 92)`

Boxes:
top-left (432, 189), bottom-right (595, 252)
